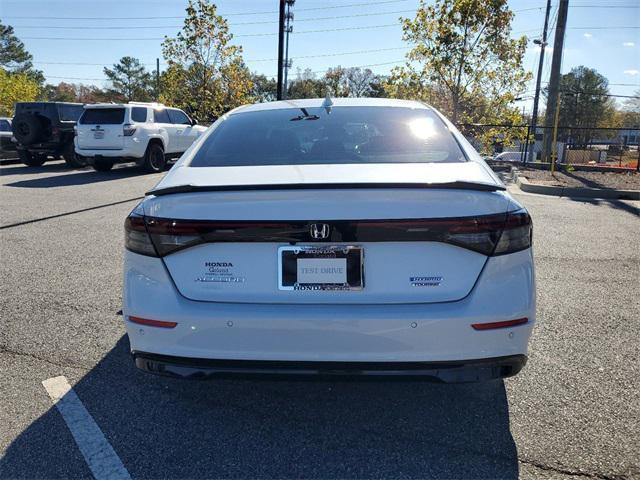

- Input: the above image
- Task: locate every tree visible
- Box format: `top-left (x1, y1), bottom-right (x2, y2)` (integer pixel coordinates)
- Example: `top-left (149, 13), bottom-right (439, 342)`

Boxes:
top-left (250, 73), bottom-right (277, 102)
top-left (0, 23), bottom-right (44, 85)
top-left (44, 82), bottom-right (112, 103)
top-left (0, 68), bottom-right (39, 116)
top-left (548, 66), bottom-right (616, 145)
top-left (388, 0), bottom-right (530, 124)
top-left (287, 68), bottom-right (326, 99)
top-left (321, 67), bottom-right (382, 97)
top-left (161, 0), bottom-right (253, 121)
top-left (103, 56), bottom-right (154, 102)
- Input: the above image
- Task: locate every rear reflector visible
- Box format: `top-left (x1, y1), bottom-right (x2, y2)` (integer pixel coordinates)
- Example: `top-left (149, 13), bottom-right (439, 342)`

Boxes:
top-left (127, 316), bottom-right (177, 328)
top-left (471, 318), bottom-right (528, 330)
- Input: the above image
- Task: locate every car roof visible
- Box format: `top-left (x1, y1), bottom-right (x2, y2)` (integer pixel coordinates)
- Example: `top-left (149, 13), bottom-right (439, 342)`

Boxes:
top-left (84, 103), bottom-right (168, 109)
top-left (232, 97), bottom-right (431, 114)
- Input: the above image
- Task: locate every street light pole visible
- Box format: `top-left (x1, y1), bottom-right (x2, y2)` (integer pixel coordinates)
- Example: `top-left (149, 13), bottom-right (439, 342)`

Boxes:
top-left (527, 0), bottom-right (552, 164)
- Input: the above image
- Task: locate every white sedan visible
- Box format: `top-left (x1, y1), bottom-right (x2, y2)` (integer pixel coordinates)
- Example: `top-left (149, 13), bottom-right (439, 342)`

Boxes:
top-left (124, 98), bottom-right (535, 382)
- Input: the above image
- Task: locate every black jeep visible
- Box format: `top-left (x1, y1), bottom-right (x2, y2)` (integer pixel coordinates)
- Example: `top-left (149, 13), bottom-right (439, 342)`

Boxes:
top-left (11, 102), bottom-right (86, 168)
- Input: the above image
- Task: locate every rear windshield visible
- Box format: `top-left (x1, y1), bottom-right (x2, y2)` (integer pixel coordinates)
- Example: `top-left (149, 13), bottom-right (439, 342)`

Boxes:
top-left (58, 104), bottom-right (84, 122)
top-left (0, 119), bottom-right (10, 131)
top-left (189, 107), bottom-right (466, 167)
top-left (80, 108), bottom-right (125, 125)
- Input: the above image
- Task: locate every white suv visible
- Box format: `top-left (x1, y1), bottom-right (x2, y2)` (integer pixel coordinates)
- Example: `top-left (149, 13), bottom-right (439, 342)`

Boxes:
top-left (75, 102), bottom-right (207, 172)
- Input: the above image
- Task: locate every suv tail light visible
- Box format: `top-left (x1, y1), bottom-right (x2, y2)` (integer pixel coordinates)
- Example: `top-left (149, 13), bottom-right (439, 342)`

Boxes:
top-left (123, 123), bottom-right (136, 136)
top-left (124, 210), bottom-right (532, 258)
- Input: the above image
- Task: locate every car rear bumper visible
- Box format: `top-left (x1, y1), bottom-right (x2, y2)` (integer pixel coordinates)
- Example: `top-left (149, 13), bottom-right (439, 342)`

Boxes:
top-left (133, 352), bottom-right (527, 383)
top-left (123, 249), bottom-right (536, 371)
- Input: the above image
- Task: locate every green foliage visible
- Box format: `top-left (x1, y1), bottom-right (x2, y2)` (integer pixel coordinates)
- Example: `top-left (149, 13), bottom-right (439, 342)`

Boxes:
top-left (0, 68), bottom-right (39, 116)
top-left (161, 0), bottom-right (253, 121)
top-left (250, 73), bottom-right (277, 102)
top-left (547, 66), bottom-right (617, 145)
top-left (0, 23), bottom-right (44, 85)
top-left (386, 0), bottom-right (530, 131)
top-left (287, 68), bottom-right (326, 99)
top-left (103, 56), bottom-right (154, 102)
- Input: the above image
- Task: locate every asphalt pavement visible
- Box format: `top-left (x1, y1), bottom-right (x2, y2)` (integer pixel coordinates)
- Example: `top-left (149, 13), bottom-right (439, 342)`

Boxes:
top-left (0, 160), bottom-right (638, 479)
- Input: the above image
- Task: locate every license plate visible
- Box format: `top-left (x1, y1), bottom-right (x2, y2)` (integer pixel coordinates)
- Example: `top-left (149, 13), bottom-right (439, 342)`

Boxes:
top-left (279, 246), bottom-right (363, 291)
top-left (93, 131), bottom-right (104, 139)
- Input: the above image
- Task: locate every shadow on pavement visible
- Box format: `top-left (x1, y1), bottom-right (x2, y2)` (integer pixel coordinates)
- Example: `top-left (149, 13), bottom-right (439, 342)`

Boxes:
top-left (4, 166), bottom-right (148, 188)
top-left (1, 336), bottom-right (519, 479)
top-left (0, 161), bottom-right (73, 176)
top-left (564, 196), bottom-right (639, 217)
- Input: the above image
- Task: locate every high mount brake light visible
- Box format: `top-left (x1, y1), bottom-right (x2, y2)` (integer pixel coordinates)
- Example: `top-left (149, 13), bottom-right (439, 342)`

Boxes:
top-left (124, 210), bottom-right (532, 258)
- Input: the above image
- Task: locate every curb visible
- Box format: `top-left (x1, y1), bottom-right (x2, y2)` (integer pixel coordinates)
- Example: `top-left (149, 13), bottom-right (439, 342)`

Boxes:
top-left (516, 176), bottom-right (640, 200)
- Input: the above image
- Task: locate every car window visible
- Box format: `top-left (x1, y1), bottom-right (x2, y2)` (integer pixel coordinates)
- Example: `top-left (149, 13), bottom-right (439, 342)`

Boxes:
top-left (190, 107), bottom-right (466, 167)
top-left (153, 109), bottom-right (170, 124)
top-left (168, 109), bottom-right (191, 125)
top-left (59, 105), bottom-right (84, 122)
top-left (80, 108), bottom-right (125, 125)
top-left (131, 107), bottom-right (148, 123)
top-left (0, 120), bottom-right (10, 132)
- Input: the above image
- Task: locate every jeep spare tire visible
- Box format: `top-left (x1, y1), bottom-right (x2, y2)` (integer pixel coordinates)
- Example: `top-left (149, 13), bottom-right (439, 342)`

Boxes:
top-left (12, 114), bottom-right (45, 145)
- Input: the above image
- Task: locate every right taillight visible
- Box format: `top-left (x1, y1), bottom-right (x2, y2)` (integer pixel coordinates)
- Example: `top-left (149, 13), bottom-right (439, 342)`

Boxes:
top-left (492, 209), bottom-right (532, 256)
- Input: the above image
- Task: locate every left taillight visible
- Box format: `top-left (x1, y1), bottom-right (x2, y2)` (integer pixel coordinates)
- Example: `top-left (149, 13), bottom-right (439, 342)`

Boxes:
top-left (124, 211), bottom-right (158, 257)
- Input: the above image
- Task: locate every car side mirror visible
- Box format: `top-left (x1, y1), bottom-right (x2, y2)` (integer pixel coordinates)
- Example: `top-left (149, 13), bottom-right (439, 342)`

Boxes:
top-left (191, 119), bottom-right (198, 126)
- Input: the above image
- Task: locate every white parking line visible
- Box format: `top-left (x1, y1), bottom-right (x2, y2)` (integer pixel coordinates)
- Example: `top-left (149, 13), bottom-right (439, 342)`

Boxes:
top-left (42, 376), bottom-right (132, 480)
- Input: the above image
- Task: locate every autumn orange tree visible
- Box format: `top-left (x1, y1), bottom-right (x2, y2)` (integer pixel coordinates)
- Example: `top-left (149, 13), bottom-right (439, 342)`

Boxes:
top-left (161, 0), bottom-right (253, 122)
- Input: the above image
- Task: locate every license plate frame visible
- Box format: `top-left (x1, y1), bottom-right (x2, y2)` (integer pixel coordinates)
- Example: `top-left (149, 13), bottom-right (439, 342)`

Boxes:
top-left (278, 245), bottom-right (364, 291)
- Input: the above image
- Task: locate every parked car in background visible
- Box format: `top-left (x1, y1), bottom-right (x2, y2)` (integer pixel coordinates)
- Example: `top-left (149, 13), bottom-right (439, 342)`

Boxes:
top-left (75, 102), bottom-right (207, 173)
top-left (493, 151), bottom-right (524, 163)
top-left (0, 117), bottom-right (16, 153)
top-left (123, 97), bottom-right (535, 383)
top-left (11, 102), bottom-right (85, 167)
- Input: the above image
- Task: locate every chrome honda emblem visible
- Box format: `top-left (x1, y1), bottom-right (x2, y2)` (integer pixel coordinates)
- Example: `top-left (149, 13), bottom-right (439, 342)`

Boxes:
top-left (309, 223), bottom-right (331, 240)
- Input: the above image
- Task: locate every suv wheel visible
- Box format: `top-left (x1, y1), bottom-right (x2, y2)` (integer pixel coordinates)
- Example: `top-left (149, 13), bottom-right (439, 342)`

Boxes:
top-left (93, 158), bottom-right (114, 172)
top-left (142, 142), bottom-right (166, 173)
top-left (18, 150), bottom-right (46, 167)
top-left (63, 141), bottom-right (87, 168)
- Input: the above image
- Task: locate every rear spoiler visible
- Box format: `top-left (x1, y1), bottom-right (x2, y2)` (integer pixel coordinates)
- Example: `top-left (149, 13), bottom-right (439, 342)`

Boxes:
top-left (147, 181), bottom-right (506, 197)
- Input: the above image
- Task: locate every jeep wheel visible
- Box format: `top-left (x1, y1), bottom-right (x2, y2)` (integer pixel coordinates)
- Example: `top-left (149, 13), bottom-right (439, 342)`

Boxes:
top-left (63, 141), bottom-right (87, 168)
top-left (142, 142), bottom-right (166, 173)
top-left (18, 150), bottom-right (46, 167)
top-left (93, 158), bottom-right (114, 172)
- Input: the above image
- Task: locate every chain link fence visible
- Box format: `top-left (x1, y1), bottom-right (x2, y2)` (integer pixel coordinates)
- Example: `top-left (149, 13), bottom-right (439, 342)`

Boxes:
top-left (459, 123), bottom-right (640, 171)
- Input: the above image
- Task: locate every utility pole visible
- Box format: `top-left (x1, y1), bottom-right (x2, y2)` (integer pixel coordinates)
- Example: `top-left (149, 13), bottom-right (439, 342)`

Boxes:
top-left (156, 58), bottom-right (160, 102)
top-left (542, 0), bottom-right (569, 163)
top-left (276, 0), bottom-right (286, 100)
top-left (527, 0), bottom-right (552, 163)
top-left (282, 0), bottom-right (295, 99)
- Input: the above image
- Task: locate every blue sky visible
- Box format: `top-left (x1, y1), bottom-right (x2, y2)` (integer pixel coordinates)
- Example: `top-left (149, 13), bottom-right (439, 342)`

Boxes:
top-left (1, 0), bottom-right (638, 111)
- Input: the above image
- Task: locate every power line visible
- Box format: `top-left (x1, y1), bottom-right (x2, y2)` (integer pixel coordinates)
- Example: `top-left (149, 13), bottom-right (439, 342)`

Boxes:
top-left (23, 22), bottom-right (638, 41)
top-left (28, 47), bottom-right (412, 67)
top-left (2, 0), bottom-right (411, 20)
top-left (20, 23), bottom-right (402, 41)
top-left (10, 10), bottom-right (419, 29)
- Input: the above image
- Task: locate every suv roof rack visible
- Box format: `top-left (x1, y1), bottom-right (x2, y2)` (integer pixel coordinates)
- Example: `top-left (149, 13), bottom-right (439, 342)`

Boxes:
top-left (128, 101), bottom-right (165, 107)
